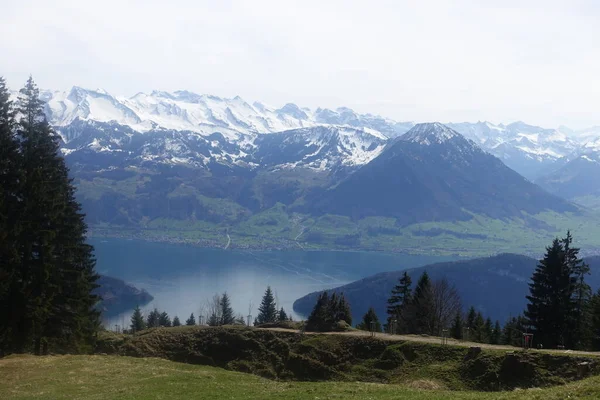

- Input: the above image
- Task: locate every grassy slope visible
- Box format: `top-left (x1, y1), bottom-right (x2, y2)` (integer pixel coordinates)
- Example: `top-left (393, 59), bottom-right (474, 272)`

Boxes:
top-left (76, 171), bottom-right (600, 255)
top-left (573, 195), bottom-right (600, 211)
top-left (1, 354), bottom-right (600, 400)
top-left (90, 207), bottom-right (600, 256)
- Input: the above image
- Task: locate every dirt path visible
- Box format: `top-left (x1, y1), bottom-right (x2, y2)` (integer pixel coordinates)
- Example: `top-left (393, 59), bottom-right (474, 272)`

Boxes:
top-left (260, 327), bottom-right (600, 357)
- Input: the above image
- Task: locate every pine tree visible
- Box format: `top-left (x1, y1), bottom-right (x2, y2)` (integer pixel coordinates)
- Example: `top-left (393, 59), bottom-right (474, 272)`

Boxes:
top-left (306, 292), bottom-right (331, 332)
top-left (14, 77), bottom-right (99, 354)
top-left (466, 307), bottom-right (477, 330)
top-left (255, 286), bottom-right (278, 325)
top-left (484, 317), bottom-right (493, 344)
top-left (185, 313), bottom-right (196, 326)
top-left (590, 290), bottom-right (600, 350)
top-left (147, 308), bottom-right (160, 328)
top-left (0, 76), bottom-right (20, 353)
top-left (502, 315), bottom-right (528, 347)
top-left (411, 271), bottom-right (433, 334)
top-left (172, 316), bottom-right (181, 327)
top-left (356, 307), bottom-right (382, 332)
top-left (328, 292), bottom-right (338, 323)
top-left (491, 320), bottom-right (501, 345)
top-left (525, 237), bottom-right (575, 348)
top-left (450, 311), bottom-right (463, 339)
top-left (158, 311), bottom-right (171, 327)
top-left (563, 232), bottom-right (592, 349)
top-left (473, 312), bottom-right (486, 343)
top-left (386, 271), bottom-right (412, 330)
top-left (336, 294), bottom-right (352, 326)
top-left (278, 307), bottom-right (288, 322)
top-left (220, 292), bottom-right (235, 325)
top-left (130, 306), bottom-right (146, 332)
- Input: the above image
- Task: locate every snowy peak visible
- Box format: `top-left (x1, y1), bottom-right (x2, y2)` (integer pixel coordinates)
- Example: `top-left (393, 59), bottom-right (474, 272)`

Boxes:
top-left (583, 137), bottom-right (600, 152)
top-left (252, 126), bottom-right (386, 170)
top-left (400, 122), bottom-right (463, 145)
top-left (40, 87), bottom-right (405, 141)
top-left (43, 87), bottom-right (142, 128)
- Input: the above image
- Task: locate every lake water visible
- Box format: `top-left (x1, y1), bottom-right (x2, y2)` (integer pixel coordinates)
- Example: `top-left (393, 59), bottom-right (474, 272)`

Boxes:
top-left (91, 238), bottom-right (461, 327)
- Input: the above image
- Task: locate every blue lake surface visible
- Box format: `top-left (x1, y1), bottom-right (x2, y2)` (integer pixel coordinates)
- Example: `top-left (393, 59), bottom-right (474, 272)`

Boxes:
top-left (91, 238), bottom-right (461, 326)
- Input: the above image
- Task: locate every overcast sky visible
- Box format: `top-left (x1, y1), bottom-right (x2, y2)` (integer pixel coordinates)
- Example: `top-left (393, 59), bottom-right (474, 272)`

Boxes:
top-left (1, 0), bottom-right (599, 129)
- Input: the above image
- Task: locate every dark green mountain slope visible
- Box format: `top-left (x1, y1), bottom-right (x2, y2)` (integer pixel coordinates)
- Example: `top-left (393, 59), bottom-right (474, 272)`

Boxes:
top-left (293, 254), bottom-right (600, 324)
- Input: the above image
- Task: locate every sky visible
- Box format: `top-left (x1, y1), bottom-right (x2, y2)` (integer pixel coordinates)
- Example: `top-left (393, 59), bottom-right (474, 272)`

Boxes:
top-left (1, 0), bottom-right (599, 129)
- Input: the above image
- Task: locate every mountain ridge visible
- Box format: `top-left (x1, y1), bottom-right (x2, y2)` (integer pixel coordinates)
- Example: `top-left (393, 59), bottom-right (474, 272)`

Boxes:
top-left (28, 86), bottom-right (600, 182)
top-left (306, 123), bottom-right (577, 225)
top-left (292, 254), bottom-right (600, 324)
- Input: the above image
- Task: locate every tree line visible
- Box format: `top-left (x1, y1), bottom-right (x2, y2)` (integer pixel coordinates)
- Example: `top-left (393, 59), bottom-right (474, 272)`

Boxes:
top-left (0, 77), bottom-right (99, 356)
top-left (128, 286), bottom-right (292, 333)
top-left (372, 232), bottom-right (600, 351)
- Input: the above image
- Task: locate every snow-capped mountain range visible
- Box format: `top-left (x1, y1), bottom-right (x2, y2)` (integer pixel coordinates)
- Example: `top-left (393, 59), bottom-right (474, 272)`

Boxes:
top-left (23, 87), bottom-right (600, 179)
top-left (40, 87), bottom-right (403, 140)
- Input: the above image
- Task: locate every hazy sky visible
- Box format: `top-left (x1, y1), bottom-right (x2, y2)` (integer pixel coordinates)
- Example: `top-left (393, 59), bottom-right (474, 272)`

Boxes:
top-left (2, 0), bottom-right (599, 128)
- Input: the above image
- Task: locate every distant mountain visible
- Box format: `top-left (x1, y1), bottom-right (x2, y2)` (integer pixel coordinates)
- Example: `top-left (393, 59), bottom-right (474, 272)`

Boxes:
top-left (248, 126), bottom-right (387, 170)
top-left (293, 254), bottom-right (600, 324)
top-left (95, 275), bottom-right (153, 317)
top-left (536, 138), bottom-right (600, 202)
top-left (448, 121), bottom-right (579, 180)
top-left (307, 123), bottom-right (577, 225)
top-left (60, 120), bottom-right (386, 172)
top-left (23, 87), bottom-right (599, 181)
top-left (40, 87), bottom-right (409, 139)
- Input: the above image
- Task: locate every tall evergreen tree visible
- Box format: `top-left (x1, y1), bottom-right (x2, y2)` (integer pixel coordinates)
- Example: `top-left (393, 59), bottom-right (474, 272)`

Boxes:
top-left (590, 290), bottom-right (600, 350)
top-left (306, 292), bottom-right (331, 331)
top-left (130, 306), bottom-right (146, 332)
top-left (185, 313), bottom-right (196, 326)
top-left (466, 307), bottom-right (477, 329)
top-left (525, 237), bottom-right (576, 348)
top-left (172, 316), bottom-right (181, 327)
top-left (336, 294), bottom-right (352, 326)
top-left (11, 77), bottom-right (99, 354)
top-left (255, 286), bottom-right (278, 325)
top-left (386, 271), bottom-right (412, 328)
top-left (0, 76), bottom-right (20, 353)
top-left (563, 232), bottom-right (592, 349)
top-left (502, 315), bottom-right (528, 347)
top-left (411, 271), bottom-right (433, 334)
top-left (158, 311), bottom-right (171, 327)
top-left (473, 312), bottom-right (486, 343)
top-left (220, 292), bottom-right (235, 325)
top-left (491, 320), bottom-right (502, 345)
top-left (450, 311), bottom-right (463, 339)
top-left (147, 308), bottom-right (160, 328)
top-left (278, 307), bottom-right (288, 322)
top-left (356, 307), bottom-right (382, 332)
top-left (484, 317), bottom-right (493, 344)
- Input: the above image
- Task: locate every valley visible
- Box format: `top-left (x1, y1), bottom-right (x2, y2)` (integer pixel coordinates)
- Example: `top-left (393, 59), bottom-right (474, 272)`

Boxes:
top-left (88, 207), bottom-right (600, 257)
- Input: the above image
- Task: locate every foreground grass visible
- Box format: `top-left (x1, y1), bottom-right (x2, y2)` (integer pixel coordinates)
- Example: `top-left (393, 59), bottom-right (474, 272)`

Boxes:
top-left (1, 354), bottom-right (599, 400)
